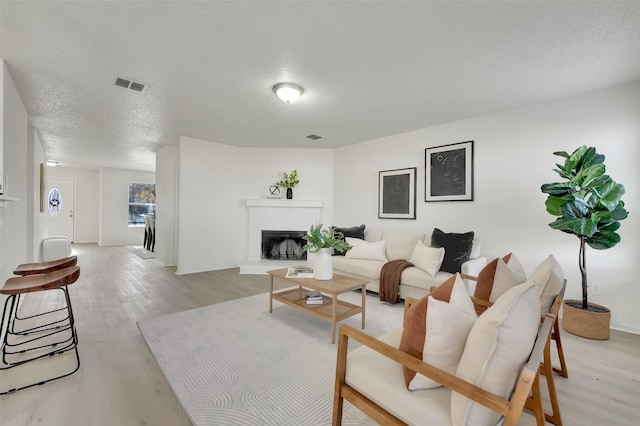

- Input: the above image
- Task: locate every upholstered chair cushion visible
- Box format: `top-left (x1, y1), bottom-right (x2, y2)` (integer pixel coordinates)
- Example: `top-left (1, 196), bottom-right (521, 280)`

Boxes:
top-left (430, 228), bottom-right (475, 273)
top-left (451, 283), bottom-right (540, 426)
top-left (527, 254), bottom-right (565, 314)
top-left (332, 225), bottom-right (365, 256)
top-left (408, 241), bottom-right (445, 277)
top-left (344, 237), bottom-right (388, 262)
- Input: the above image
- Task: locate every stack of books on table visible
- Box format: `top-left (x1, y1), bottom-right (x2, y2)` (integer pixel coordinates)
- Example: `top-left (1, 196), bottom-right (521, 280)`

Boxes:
top-left (305, 290), bottom-right (323, 305)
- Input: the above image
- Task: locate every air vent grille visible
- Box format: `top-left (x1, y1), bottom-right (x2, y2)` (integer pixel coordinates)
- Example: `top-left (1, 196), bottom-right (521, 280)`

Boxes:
top-left (115, 77), bottom-right (130, 88)
top-left (115, 77), bottom-right (145, 92)
top-left (306, 134), bottom-right (322, 140)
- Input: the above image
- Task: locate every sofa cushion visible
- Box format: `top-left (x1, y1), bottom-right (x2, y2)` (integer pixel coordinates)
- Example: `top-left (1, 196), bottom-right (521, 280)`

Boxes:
top-left (451, 283), bottom-right (540, 426)
top-left (399, 274), bottom-right (457, 387)
top-left (331, 225), bottom-right (366, 256)
top-left (408, 241), bottom-right (445, 277)
top-left (382, 230), bottom-right (424, 261)
top-left (408, 275), bottom-right (477, 390)
top-left (346, 328), bottom-right (452, 425)
top-left (332, 257), bottom-right (385, 280)
top-left (399, 267), bottom-right (454, 292)
top-left (344, 237), bottom-right (388, 262)
top-left (430, 228), bottom-right (475, 273)
top-left (473, 256), bottom-right (524, 302)
top-left (527, 254), bottom-right (565, 314)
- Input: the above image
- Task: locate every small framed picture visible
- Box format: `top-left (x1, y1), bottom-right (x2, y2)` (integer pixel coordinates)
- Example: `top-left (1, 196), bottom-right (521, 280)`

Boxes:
top-left (425, 141), bottom-right (474, 202)
top-left (378, 167), bottom-right (417, 219)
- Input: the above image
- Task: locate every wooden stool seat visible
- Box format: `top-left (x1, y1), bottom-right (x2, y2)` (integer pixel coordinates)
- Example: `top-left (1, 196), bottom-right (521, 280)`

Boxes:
top-left (2, 266), bottom-right (80, 295)
top-left (1, 265), bottom-right (81, 395)
top-left (13, 256), bottom-right (77, 276)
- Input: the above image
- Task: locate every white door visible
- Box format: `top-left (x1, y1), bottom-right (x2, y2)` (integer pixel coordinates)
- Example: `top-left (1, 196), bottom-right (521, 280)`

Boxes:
top-left (46, 177), bottom-right (75, 242)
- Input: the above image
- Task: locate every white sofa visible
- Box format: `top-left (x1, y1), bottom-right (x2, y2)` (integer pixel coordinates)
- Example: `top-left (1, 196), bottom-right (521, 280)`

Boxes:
top-left (332, 228), bottom-right (486, 299)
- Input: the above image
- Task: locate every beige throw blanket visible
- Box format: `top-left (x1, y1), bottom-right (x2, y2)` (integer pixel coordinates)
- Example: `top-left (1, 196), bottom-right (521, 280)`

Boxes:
top-left (379, 259), bottom-right (413, 304)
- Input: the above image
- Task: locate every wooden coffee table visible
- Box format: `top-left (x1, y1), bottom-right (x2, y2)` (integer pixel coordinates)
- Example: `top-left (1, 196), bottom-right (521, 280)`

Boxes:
top-left (267, 268), bottom-right (368, 343)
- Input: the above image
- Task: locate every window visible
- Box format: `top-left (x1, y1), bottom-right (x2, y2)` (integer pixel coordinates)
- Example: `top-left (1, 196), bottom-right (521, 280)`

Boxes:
top-left (129, 182), bottom-right (156, 225)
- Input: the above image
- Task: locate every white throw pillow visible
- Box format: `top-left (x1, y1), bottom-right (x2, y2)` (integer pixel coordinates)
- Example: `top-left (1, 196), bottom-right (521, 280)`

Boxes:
top-left (409, 275), bottom-right (477, 390)
top-left (527, 254), bottom-right (565, 314)
top-left (489, 258), bottom-right (521, 302)
top-left (408, 241), bottom-right (445, 277)
top-left (504, 252), bottom-right (527, 283)
top-left (344, 237), bottom-right (388, 262)
top-left (451, 283), bottom-right (540, 426)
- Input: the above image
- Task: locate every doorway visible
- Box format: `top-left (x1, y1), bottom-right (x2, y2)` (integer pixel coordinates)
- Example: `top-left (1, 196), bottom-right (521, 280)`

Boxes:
top-left (46, 177), bottom-right (75, 242)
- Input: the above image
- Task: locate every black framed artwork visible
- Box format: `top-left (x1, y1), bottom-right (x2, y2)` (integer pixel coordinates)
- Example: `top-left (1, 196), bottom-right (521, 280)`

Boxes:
top-left (378, 167), bottom-right (416, 219)
top-left (425, 141), bottom-right (474, 202)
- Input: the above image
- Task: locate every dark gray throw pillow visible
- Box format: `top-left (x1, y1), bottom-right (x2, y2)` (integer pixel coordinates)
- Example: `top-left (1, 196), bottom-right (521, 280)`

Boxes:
top-left (430, 228), bottom-right (475, 273)
top-left (332, 225), bottom-right (366, 256)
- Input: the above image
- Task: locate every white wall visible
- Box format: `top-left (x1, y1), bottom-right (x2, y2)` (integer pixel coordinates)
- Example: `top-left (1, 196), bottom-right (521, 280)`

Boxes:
top-left (334, 80), bottom-right (640, 333)
top-left (1, 60), bottom-right (29, 285)
top-left (27, 128), bottom-right (47, 260)
top-left (48, 165), bottom-right (100, 243)
top-left (99, 167), bottom-right (155, 246)
top-left (177, 137), bottom-right (334, 275)
top-left (155, 145), bottom-right (178, 266)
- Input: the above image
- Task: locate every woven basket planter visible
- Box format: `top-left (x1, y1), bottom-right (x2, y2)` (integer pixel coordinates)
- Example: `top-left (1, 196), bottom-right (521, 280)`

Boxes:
top-left (562, 300), bottom-right (611, 340)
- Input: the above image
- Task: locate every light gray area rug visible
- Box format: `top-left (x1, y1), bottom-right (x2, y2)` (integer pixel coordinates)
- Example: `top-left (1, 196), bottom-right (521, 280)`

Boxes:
top-left (138, 290), bottom-right (405, 425)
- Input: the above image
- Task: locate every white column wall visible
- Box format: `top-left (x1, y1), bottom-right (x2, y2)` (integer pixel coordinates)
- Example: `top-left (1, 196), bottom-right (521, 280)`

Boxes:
top-left (48, 166), bottom-right (100, 243)
top-left (177, 137), bottom-right (334, 275)
top-left (99, 167), bottom-right (155, 246)
top-left (155, 145), bottom-right (178, 266)
top-left (334, 80), bottom-right (640, 333)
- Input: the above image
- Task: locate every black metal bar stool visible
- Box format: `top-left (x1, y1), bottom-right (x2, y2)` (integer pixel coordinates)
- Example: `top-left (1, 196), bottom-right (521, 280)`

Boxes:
top-left (0, 265), bottom-right (81, 395)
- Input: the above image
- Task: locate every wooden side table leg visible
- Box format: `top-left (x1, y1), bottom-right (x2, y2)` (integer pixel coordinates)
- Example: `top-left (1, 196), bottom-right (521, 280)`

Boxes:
top-left (331, 294), bottom-right (338, 344)
top-left (361, 285), bottom-right (366, 329)
top-left (269, 275), bottom-right (273, 314)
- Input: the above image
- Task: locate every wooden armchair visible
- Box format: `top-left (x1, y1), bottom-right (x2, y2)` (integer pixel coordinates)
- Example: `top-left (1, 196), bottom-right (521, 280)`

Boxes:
top-left (334, 307), bottom-right (555, 425)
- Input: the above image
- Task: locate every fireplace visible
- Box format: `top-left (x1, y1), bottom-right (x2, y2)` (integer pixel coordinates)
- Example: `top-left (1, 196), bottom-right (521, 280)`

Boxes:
top-left (261, 230), bottom-right (307, 260)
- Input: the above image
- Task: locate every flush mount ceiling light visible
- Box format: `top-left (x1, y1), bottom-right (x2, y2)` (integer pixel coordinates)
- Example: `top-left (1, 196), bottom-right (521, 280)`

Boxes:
top-left (46, 160), bottom-right (59, 167)
top-left (273, 82), bottom-right (304, 103)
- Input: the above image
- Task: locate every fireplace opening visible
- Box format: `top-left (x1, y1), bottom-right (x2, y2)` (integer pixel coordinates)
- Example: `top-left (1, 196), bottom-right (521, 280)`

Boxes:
top-left (261, 230), bottom-right (307, 260)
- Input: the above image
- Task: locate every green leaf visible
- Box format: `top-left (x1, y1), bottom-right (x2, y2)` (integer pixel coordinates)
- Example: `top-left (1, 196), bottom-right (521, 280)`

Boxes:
top-left (541, 182), bottom-right (572, 196)
top-left (611, 202), bottom-right (628, 221)
top-left (549, 216), bottom-right (597, 237)
top-left (596, 180), bottom-right (625, 211)
top-left (559, 200), bottom-right (589, 218)
top-left (587, 230), bottom-right (621, 250)
top-left (553, 151), bottom-right (570, 159)
top-left (544, 196), bottom-right (564, 216)
top-left (575, 164), bottom-right (605, 187)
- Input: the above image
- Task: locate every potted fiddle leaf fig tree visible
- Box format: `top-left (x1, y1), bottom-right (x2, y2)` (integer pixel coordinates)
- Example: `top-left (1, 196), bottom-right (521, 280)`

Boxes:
top-left (302, 224), bottom-right (351, 280)
top-left (541, 145), bottom-right (628, 340)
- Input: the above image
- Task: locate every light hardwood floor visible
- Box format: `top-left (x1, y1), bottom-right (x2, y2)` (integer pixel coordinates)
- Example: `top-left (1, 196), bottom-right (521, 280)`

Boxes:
top-left (0, 243), bottom-right (638, 425)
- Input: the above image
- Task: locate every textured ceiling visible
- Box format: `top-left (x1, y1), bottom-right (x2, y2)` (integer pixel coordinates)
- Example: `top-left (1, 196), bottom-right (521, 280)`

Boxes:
top-left (2, 1), bottom-right (640, 172)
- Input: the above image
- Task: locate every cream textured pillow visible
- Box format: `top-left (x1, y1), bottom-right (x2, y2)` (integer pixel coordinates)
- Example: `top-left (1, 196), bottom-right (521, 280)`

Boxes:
top-left (503, 252), bottom-right (527, 283)
top-left (408, 241), bottom-right (445, 277)
top-left (451, 283), bottom-right (540, 426)
top-left (527, 254), bottom-right (565, 314)
top-left (408, 275), bottom-right (477, 390)
top-left (473, 257), bottom-right (523, 303)
top-left (344, 237), bottom-right (388, 262)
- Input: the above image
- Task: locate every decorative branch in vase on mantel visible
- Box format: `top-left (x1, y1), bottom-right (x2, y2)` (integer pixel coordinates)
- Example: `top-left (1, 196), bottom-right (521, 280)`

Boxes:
top-left (275, 170), bottom-right (299, 200)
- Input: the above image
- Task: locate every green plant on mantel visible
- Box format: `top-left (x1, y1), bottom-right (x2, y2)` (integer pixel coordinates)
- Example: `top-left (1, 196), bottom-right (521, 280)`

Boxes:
top-left (541, 145), bottom-right (628, 311)
top-left (275, 170), bottom-right (299, 188)
top-left (302, 224), bottom-right (351, 254)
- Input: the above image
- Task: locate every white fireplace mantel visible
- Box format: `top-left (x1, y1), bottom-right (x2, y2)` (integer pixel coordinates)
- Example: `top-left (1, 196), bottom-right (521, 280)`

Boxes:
top-left (245, 199), bottom-right (323, 208)
top-left (241, 199), bottom-right (324, 274)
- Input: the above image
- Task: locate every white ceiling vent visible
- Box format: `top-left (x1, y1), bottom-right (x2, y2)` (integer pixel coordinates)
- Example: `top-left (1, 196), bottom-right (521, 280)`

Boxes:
top-left (115, 77), bottom-right (145, 92)
top-left (306, 134), bottom-right (322, 140)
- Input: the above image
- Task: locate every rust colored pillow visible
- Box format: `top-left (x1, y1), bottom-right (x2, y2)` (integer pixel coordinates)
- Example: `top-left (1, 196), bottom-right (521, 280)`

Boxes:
top-left (399, 275), bottom-right (457, 387)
